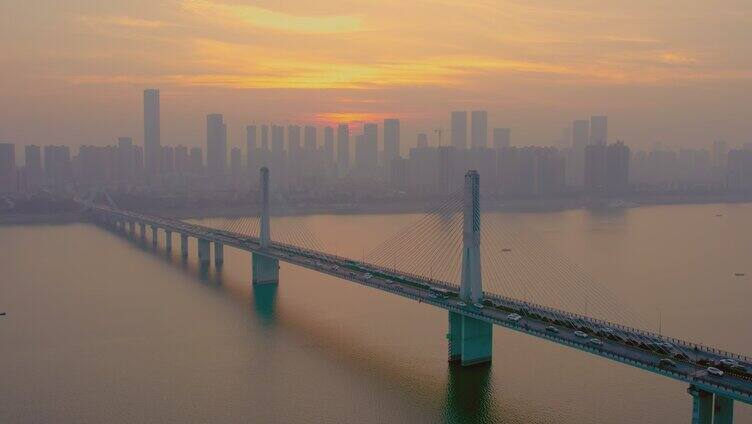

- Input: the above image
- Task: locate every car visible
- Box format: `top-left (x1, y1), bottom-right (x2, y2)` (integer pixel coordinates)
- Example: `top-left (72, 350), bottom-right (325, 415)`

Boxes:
top-left (589, 338), bottom-right (603, 346)
top-left (707, 367), bottom-right (724, 376)
top-left (574, 330), bottom-right (588, 338)
top-left (333, 265), bottom-right (339, 270)
top-left (507, 313), bottom-right (522, 322)
top-left (456, 301), bottom-right (467, 307)
top-left (473, 302), bottom-right (484, 309)
top-left (545, 326), bottom-right (559, 333)
top-left (720, 358), bottom-right (738, 367)
top-left (658, 358), bottom-right (677, 368)
top-left (731, 364), bottom-right (747, 373)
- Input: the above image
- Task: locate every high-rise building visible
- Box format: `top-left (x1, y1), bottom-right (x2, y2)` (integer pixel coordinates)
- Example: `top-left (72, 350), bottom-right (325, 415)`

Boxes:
top-left (189, 147), bottom-right (203, 173)
top-left (24, 145), bottom-right (42, 178)
top-left (174, 145), bottom-right (189, 174)
top-left (572, 120), bottom-right (590, 149)
top-left (470, 111), bottom-right (488, 148)
top-left (492, 128), bottom-right (510, 149)
top-left (230, 147), bottom-right (242, 179)
top-left (590, 115), bottom-right (608, 145)
top-left (161, 146), bottom-right (175, 174)
top-left (143, 89), bottom-right (161, 178)
top-left (304, 126), bottom-right (317, 151)
top-left (451, 111), bottom-right (468, 150)
top-left (605, 141), bottom-right (630, 192)
top-left (261, 125), bottom-right (269, 152)
top-left (383, 118), bottom-right (400, 167)
top-left (206, 114), bottom-right (227, 175)
top-left (323, 127), bottom-right (334, 164)
top-left (0, 143), bottom-right (16, 192)
top-left (246, 125), bottom-right (258, 172)
top-left (336, 124), bottom-right (349, 177)
top-left (359, 123), bottom-right (378, 175)
top-left (271, 125), bottom-right (285, 172)
top-left (417, 133), bottom-right (428, 148)
top-left (116, 137), bottom-right (135, 182)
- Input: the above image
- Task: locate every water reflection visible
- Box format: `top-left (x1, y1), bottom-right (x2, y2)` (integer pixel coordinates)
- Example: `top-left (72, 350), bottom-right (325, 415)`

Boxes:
top-left (444, 363), bottom-right (494, 423)
top-left (252, 284), bottom-right (278, 327)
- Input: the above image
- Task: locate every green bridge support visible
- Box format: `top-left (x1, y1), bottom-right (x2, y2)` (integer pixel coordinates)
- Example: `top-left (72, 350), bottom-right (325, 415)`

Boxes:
top-left (688, 386), bottom-right (734, 424)
top-left (447, 311), bottom-right (492, 366)
top-left (180, 234), bottom-right (189, 258)
top-left (165, 230), bottom-right (172, 251)
top-left (198, 239), bottom-right (210, 264)
top-left (150, 225), bottom-right (158, 247)
top-left (215, 242), bottom-right (224, 265)
top-left (252, 253), bottom-right (279, 285)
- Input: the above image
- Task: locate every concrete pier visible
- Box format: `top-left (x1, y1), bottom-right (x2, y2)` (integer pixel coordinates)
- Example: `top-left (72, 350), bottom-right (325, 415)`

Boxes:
top-left (689, 386), bottom-right (713, 424)
top-left (139, 223), bottom-right (146, 240)
top-left (151, 225), bottom-right (158, 246)
top-left (214, 242), bottom-right (224, 265)
top-left (128, 221), bottom-right (135, 234)
top-left (180, 234), bottom-right (189, 258)
top-left (198, 239), bottom-right (210, 264)
top-left (165, 230), bottom-right (172, 251)
top-left (714, 394), bottom-right (734, 424)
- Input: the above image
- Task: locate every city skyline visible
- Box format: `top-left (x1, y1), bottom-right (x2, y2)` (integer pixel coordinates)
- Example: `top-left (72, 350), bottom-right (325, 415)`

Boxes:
top-left (2, 1), bottom-right (752, 150)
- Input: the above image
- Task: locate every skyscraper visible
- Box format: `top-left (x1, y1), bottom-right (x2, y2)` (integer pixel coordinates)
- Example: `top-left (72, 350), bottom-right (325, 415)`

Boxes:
top-left (572, 120), bottom-right (590, 149)
top-left (492, 128), bottom-right (510, 149)
top-left (323, 126), bottom-right (334, 164)
top-left (116, 137), bottom-right (135, 182)
top-left (590, 116), bottom-right (608, 145)
top-left (336, 124), bottom-right (349, 177)
top-left (470, 111), bottom-right (488, 148)
top-left (417, 133), bottom-right (428, 148)
top-left (246, 125), bottom-right (258, 172)
top-left (206, 114), bottom-right (227, 176)
top-left (0, 143), bottom-right (16, 192)
top-left (143, 89), bottom-right (160, 178)
top-left (304, 126), bottom-right (317, 151)
top-left (383, 118), bottom-right (400, 167)
top-left (24, 145), bottom-right (42, 178)
top-left (361, 123), bottom-right (378, 174)
top-left (451, 111), bottom-right (468, 150)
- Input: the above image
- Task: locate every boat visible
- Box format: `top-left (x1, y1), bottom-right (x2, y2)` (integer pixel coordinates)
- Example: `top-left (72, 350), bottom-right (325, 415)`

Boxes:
top-left (734, 273), bottom-right (745, 277)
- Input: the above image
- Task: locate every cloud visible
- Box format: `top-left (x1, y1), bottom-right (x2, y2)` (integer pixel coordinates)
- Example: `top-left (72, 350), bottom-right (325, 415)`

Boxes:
top-left (76, 15), bottom-right (169, 30)
top-left (182, 0), bottom-right (363, 34)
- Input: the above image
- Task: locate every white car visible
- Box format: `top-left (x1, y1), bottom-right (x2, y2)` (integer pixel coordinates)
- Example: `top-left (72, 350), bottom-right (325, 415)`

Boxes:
top-left (589, 338), bottom-right (603, 346)
top-left (507, 313), bottom-right (522, 322)
top-left (456, 301), bottom-right (467, 307)
top-left (473, 302), bottom-right (484, 309)
top-left (707, 367), bottom-right (724, 376)
top-left (574, 330), bottom-right (588, 338)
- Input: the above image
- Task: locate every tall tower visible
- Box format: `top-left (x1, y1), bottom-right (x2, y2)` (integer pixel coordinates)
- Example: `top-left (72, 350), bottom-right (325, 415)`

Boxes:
top-left (451, 111), bottom-right (468, 150)
top-left (206, 114), bottom-right (227, 176)
top-left (460, 170), bottom-right (482, 302)
top-left (253, 166), bottom-right (279, 285)
top-left (143, 89), bottom-right (161, 178)
top-left (470, 111), bottom-right (488, 148)
top-left (259, 166), bottom-right (271, 248)
top-left (383, 118), bottom-right (400, 166)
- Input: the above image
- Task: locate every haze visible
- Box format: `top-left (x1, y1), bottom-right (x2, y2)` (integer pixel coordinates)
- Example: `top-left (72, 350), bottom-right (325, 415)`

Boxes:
top-left (2, 0), bottom-right (751, 150)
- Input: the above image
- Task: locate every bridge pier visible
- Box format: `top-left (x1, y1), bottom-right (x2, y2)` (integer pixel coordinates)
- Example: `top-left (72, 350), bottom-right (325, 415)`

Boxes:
top-left (252, 253), bottom-right (279, 285)
top-left (180, 234), bottom-right (189, 258)
top-left (448, 311), bottom-right (492, 366)
top-left (128, 221), bottom-right (135, 235)
top-left (139, 223), bottom-right (146, 240)
top-left (214, 242), bottom-right (224, 265)
top-left (198, 239), bottom-right (210, 264)
top-left (688, 386), bottom-right (734, 424)
top-left (165, 230), bottom-right (172, 251)
top-left (714, 394), bottom-right (734, 424)
top-left (150, 225), bottom-right (158, 246)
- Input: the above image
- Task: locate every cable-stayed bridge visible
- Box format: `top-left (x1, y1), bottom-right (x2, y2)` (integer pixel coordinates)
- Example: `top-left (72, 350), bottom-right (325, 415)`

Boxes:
top-left (87, 168), bottom-right (750, 424)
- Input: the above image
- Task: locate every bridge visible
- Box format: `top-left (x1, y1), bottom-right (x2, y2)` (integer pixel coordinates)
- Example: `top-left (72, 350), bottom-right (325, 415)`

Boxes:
top-left (87, 168), bottom-right (750, 424)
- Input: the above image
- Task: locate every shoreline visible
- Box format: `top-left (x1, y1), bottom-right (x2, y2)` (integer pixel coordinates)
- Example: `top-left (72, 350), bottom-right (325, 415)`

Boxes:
top-left (2, 194), bottom-right (751, 225)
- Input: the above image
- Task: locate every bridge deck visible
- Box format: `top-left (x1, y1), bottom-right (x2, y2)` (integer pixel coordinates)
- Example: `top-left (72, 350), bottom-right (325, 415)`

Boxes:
top-left (94, 206), bottom-right (752, 404)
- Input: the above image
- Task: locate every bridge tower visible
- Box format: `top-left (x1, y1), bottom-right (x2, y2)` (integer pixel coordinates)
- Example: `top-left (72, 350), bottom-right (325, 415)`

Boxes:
top-left (252, 167), bottom-right (279, 284)
top-left (448, 170), bottom-right (493, 366)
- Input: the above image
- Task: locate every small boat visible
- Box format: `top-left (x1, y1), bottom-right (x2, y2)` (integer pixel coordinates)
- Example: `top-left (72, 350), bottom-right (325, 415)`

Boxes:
top-left (715, 214), bottom-right (723, 217)
top-left (734, 273), bottom-right (745, 277)
top-left (0, 312), bottom-right (6, 316)
top-left (502, 248), bottom-right (512, 252)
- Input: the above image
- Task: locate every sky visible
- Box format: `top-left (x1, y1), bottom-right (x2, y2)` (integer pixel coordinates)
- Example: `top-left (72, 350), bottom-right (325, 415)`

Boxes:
top-left (1, 0), bottom-right (751, 152)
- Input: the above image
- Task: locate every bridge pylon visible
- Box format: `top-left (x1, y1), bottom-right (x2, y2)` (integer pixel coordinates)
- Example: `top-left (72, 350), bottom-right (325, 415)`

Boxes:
top-left (448, 170), bottom-right (492, 366)
top-left (253, 167), bottom-right (279, 285)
